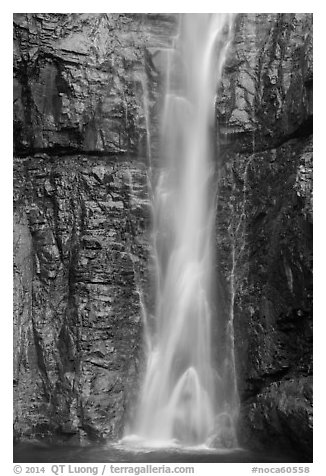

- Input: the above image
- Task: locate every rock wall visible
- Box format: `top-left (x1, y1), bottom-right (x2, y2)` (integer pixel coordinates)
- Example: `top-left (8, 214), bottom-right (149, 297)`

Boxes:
top-left (13, 13), bottom-right (175, 156)
top-left (13, 13), bottom-right (175, 442)
top-left (13, 13), bottom-right (312, 458)
top-left (13, 155), bottom-right (151, 441)
top-left (217, 13), bottom-right (312, 152)
top-left (216, 13), bottom-right (313, 460)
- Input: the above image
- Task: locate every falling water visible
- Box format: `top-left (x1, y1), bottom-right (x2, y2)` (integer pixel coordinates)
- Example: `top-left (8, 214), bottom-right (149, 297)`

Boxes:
top-left (126, 13), bottom-right (237, 448)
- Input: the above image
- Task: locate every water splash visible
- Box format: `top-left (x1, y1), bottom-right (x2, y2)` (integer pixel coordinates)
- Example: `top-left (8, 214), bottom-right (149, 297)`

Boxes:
top-left (126, 13), bottom-right (238, 448)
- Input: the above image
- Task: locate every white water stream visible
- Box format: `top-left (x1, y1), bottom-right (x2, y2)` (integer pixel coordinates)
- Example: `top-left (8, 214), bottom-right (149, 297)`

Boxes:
top-left (125, 13), bottom-right (238, 448)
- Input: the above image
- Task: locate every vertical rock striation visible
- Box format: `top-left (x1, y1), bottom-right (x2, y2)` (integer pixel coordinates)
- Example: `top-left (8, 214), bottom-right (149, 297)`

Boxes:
top-left (13, 155), bottom-right (151, 441)
top-left (13, 12), bottom-right (312, 459)
top-left (217, 13), bottom-right (312, 152)
top-left (13, 13), bottom-right (175, 442)
top-left (216, 13), bottom-right (313, 459)
top-left (13, 13), bottom-right (176, 156)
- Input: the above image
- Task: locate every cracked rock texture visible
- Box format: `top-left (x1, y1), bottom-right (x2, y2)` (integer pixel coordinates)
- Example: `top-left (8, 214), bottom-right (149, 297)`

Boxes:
top-left (217, 136), bottom-right (312, 459)
top-left (14, 154), bottom-right (151, 441)
top-left (217, 13), bottom-right (312, 152)
top-left (13, 13), bottom-right (312, 459)
top-left (13, 12), bottom-right (173, 443)
top-left (13, 13), bottom-right (175, 156)
top-left (213, 13), bottom-right (313, 460)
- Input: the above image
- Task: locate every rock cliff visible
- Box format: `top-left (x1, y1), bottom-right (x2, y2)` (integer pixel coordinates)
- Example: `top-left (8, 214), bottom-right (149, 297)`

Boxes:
top-left (13, 13), bottom-right (312, 459)
top-left (217, 13), bottom-right (312, 152)
top-left (13, 12), bottom-right (174, 443)
top-left (216, 13), bottom-right (313, 460)
top-left (13, 13), bottom-right (175, 156)
top-left (14, 154), bottom-right (151, 442)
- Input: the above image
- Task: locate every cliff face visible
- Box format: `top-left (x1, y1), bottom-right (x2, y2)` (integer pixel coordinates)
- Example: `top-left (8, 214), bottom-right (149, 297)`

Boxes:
top-left (14, 155), bottom-right (151, 441)
top-left (217, 136), bottom-right (312, 458)
top-left (216, 13), bottom-right (313, 459)
top-left (13, 12), bottom-right (174, 442)
top-left (217, 13), bottom-right (312, 152)
top-left (13, 13), bottom-right (175, 156)
top-left (13, 13), bottom-right (312, 457)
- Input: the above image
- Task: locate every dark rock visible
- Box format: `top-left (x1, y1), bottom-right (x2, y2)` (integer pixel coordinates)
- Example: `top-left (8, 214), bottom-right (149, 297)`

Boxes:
top-left (239, 377), bottom-right (312, 460)
top-left (13, 13), bottom-right (313, 458)
top-left (13, 13), bottom-right (176, 156)
top-left (13, 155), bottom-right (151, 441)
top-left (216, 136), bottom-right (312, 458)
top-left (217, 13), bottom-right (313, 152)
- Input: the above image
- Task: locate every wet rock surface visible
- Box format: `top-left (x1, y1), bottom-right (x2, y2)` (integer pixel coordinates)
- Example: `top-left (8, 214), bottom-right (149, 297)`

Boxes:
top-left (214, 13), bottom-right (313, 459)
top-left (13, 13), bottom-right (175, 156)
top-left (217, 136), bottom-right (312, 458)
top-left (217, 13), bottom-right (313, 152)
top-left (13, 13), bottom-right (312, 459)
top-left (13, 12), bottom-right (172, 444)
top-left (14, 155), bottom-right (151, 442)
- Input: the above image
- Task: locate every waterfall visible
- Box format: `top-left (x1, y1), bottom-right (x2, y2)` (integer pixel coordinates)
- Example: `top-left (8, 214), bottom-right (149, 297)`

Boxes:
top-left (125, 13), bottom-right (238, 448)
